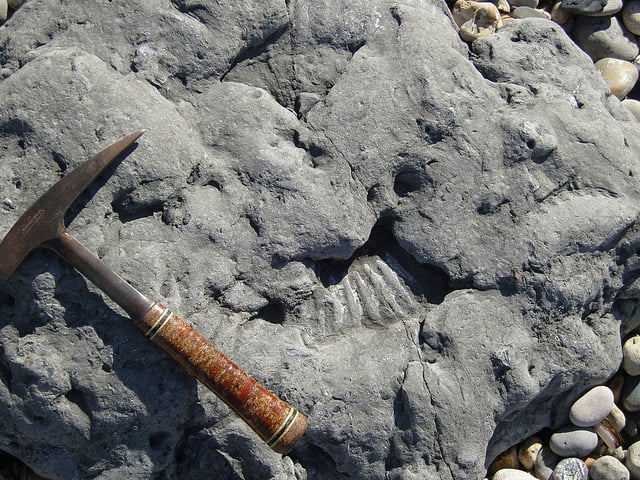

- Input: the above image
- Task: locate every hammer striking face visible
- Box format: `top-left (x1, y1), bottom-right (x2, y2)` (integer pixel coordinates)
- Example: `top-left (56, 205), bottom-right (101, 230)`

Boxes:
top-left (0, 131), bottom-right (308, 454)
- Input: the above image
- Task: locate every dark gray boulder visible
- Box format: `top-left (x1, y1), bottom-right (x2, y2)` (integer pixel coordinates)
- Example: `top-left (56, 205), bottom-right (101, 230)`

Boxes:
top-left (0, 3), bottom-right (639, 479)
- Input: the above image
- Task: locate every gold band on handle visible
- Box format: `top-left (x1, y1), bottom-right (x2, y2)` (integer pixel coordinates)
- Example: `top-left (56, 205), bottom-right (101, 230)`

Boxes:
top-left (137, 302), bottom-right (308, 453)
top-left (145, 307), bottom-right (174, 340)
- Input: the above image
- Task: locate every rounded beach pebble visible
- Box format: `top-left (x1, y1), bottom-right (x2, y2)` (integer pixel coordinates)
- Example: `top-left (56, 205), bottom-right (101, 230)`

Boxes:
top-left (549, 426), bottom-right (598, 457)
top-left (623, 335), bottom-right (640, 375)
top-left (590, 455), bottom-right (630, 480)
top-left (560, 0), bottom-right (606, 14)
top-left (586, 0), bottom-right (623, 17)
top-left (492, 468), bottom-right (537, 480)
top-left (595, 58), bottom-right (639, 99)
top-left (569, 385), bottom-right (615, 427)
top-left (622, 99), bottom-right (640, 121)
top-left (572, 16), bottom-right (640, 61)
top-left (518, 436), bottom-right (543, 470)
top-left (552, 458), bottom-right (589, 480)
top-left (627, 441), bottom-right (640, 478)
top-left (535, 446), bottom-right (560, 480)
top-left (623, 0), bottom-right (640, 35)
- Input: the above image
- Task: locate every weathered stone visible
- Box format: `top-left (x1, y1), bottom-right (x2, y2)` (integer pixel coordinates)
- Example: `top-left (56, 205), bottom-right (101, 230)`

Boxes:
top-left (572, 16), bottom-right (640, 61)
top-left (0, 4), bottom-right (639, 480)
top-left (609, 405), bottom-right (627, 431)
top-left (553, 458), bottom-right (589, 480)
top-left (510, 0), bottom-right (539, 7)
top-left (626, 441), bottom-right (640, 478)
top-left (623, 0), bottom-right (640, 35)
top-left (535, 447), bottom-right (561, 480)
top-left (622, 99), bottom-right (640, 121)
top-left (517, 436), bottom-right (543, 470)
top-left (623, 335), bottom-right (640, 375)
top-left (512, 6), bottom-right (551, 18)
top-left (589, 456), bottom-right (630, 480)
top-left (584, 0), bottom-right (622, 16)
top-left (551, 2), bottom-right (574, 26)
top-left (560, 0), bottom-right (607, 14)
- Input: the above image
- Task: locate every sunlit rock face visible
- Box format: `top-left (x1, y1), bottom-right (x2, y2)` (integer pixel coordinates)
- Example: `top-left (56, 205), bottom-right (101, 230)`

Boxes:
top-left (0, 2), bottom-right (640, 479)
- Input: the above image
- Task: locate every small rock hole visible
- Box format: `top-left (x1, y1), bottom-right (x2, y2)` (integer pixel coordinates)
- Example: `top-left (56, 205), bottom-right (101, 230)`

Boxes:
top-left (258, 302), bottom-right (285, 324)
top-left (65, 388), bottom-right (93, 419)
top-left (394, 169), bottom-right (423, 197)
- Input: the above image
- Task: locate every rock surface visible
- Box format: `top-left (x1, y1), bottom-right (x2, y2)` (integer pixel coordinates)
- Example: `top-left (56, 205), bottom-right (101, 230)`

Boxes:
top-left (0, 4), bottom-right (640, 480)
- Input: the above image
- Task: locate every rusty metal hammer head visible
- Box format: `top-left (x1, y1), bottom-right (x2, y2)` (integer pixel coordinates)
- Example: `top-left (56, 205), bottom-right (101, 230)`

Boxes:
top-left (0, 130), bottom-right (145, 280)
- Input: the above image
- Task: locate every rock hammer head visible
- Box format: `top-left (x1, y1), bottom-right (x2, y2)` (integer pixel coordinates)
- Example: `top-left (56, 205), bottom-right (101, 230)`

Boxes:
top-left (0, 130), bottom-right (145, 280)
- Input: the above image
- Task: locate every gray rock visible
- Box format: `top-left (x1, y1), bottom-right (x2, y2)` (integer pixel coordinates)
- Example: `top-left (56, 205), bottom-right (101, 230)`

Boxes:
top-left (569, 385), bottom-right (614, 426)
top-left (512, 6), bottom-right (551, 18)
top-left (623, 0), bottom-right (640, 35)
top-left (552, 458), bottom-right (589, 480)
top-left (549, 426), bottom-right (598, 457)
top-left (560, 0), bottom-right (607, 14)
top-left (0, 4), bottom-right (640, 480)
top-left (623, 375), bottom-right (640, 411)
top-left (535, 446), bottom-right (561, 480)
top-left (622, 98), bottom-right (640, 121)
top-left (572, 15), bottom-right (640, 61)
top-left (627, 441), bottom-right (640, 478)
top-left (584, 0), bottom-right (623, 16)
top-left (589, 456), bottom-right (630, 480)
top-left (623, 335), bottom-right (640, 375)
top-left (510, 0), bottom-right (539, 7)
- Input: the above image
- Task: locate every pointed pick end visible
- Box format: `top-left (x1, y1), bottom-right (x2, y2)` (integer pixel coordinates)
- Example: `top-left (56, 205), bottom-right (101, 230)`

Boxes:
top-left (0, 130), bottom-right (148, 280)
top-left (123, 129), bottom-right (145, 147)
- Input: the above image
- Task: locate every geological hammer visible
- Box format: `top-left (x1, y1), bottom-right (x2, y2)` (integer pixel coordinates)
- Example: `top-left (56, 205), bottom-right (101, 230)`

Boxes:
top-left (0, 131), bottom-right (307, 453)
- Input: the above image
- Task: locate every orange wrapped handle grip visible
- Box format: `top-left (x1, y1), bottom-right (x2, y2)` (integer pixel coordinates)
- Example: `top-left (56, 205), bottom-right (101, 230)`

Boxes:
top-left (137, 303), bottom-right (308, 453)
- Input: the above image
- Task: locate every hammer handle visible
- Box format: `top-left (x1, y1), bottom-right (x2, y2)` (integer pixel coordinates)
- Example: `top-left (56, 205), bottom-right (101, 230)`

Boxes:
top-left (137, 303), bottom-right (308, 454)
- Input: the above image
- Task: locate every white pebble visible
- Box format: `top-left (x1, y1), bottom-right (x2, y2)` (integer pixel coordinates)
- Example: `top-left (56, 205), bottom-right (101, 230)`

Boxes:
top-left (492, 468), bottom-right (537, 480)
top-left (569, 385), bottom-right (614, 427)
top-left (550, 426), bottom-right (598, 457)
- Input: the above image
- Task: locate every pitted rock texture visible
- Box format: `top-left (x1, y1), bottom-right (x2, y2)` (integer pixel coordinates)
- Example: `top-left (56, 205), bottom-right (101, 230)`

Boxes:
top-left (1, 2), bottom-right (640, 479)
